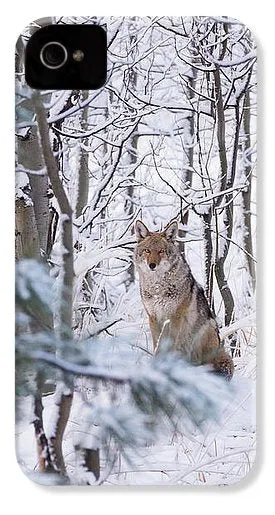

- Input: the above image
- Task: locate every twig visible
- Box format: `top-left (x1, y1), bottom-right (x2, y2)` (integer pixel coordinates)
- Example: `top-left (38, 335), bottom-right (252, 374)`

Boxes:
top-left (168, 447), bottom-right (255, 484)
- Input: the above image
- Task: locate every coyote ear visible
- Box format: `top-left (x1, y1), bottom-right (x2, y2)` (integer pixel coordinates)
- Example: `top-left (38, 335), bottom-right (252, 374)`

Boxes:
top-left (135, 220), bottom-right (150, 242)
top-left (164, 221), bottom-right (178, 241)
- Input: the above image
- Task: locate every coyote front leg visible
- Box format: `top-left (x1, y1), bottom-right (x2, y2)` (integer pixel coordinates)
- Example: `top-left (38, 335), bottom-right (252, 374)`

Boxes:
top-left (149, 316), bottom-right (172, 353)
top-left (148, 316), bottom-right (161, 353)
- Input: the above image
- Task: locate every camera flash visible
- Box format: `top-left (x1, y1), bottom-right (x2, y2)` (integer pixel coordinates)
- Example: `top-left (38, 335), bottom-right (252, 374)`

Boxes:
top-left (72, 49), bottom-right (84, 62)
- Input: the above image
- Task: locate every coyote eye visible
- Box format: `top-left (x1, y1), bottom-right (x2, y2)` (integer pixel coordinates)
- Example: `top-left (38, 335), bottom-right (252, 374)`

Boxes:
top-left (159, 249), bottom-right (165, 254)
top-left (144, 249), bottom-right (150, 254)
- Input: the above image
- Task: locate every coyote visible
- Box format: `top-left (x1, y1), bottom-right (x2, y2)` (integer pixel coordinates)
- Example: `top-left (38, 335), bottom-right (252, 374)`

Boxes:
top-left (134, 220), bottom-right (234, 380)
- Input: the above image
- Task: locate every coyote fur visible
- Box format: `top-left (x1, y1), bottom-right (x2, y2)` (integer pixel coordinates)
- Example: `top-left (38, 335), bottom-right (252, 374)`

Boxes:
top-left (134, 220), bottom-right (234, 380)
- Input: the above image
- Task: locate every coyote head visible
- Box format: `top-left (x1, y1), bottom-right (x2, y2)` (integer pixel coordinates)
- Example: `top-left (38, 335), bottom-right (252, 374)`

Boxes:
top-left (134, 220), bottom-right (178, 272)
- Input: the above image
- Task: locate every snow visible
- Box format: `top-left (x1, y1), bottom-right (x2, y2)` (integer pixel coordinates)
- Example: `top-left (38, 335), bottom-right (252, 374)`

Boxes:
top-left (15, 360), bottom-right (256, 485)
top-left (15, 298), bottom-right (256, 487)
top-left (16, 259), bottom-right (53, 306)
top-left (15, 171), bottom-right (32, 205)
top-left (15, 15), bottom-right (257, 487)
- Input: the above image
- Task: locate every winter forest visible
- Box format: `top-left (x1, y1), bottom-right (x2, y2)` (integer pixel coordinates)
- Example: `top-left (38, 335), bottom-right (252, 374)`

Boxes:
top-left (15, 16), bottom-right (256, 486)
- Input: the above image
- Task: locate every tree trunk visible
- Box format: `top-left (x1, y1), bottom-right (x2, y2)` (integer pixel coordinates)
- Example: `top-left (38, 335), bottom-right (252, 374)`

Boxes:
top-left (124, 132), bottom-right (138, 288)
top-left (242, 90), bottom-right (256, 291)
top-left (124, 21), bottom-right (139, 288)
top-left (178, 69), bottom-right (196, 257)
top-left (213, 65), bottom-right (235, 327)
top-left (15, 198), bottom-right (40, 260)
top-left (17, 125), bottom-right (51, 256)
top-left (202, 212), bottom-right (214, 308)
top-left (75, 90), bottom-right (89, 219)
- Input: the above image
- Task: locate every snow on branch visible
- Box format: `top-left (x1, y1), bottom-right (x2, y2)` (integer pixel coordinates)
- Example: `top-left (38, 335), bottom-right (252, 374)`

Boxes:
top-left (29, 345), bottom-right (233, 437)
top-left (219, 313), bottom-right (256, 341)
top-left (207, 50), bottom-right (256, 68)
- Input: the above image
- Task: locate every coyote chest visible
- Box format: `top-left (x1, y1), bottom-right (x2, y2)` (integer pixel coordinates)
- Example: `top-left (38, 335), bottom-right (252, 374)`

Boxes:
top-left (140, 272), bottom-right (185, 323)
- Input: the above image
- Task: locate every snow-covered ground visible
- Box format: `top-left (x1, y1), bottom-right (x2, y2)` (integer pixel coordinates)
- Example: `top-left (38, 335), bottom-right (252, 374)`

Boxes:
top-left (15, 309), bottom-right (256, 487)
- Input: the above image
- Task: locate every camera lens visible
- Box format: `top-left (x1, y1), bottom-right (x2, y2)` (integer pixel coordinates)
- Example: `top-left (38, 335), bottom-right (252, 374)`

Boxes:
top-left (40, 42), bottom-right (68, 69)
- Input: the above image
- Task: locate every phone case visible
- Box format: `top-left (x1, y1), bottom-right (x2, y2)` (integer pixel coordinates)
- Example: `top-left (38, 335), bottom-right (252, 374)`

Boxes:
top-left (15, 16), bottom-right (256, 486)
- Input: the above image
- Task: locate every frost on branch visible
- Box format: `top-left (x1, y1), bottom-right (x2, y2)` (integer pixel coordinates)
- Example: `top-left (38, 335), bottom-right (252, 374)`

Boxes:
top-left (27, 339), bottom-right (233, 465)
top-left (16, 259), bottom-right (54, 332)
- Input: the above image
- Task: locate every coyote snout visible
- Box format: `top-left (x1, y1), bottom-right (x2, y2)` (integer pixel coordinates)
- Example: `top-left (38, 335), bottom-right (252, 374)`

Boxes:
top-left (134, 220), bottom-right (234, 380)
